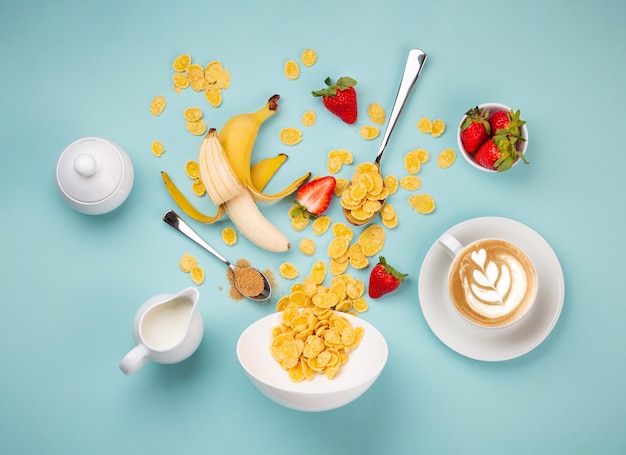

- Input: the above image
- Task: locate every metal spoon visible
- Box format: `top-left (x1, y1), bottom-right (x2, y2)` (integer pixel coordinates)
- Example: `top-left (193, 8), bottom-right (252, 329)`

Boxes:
top-left (343, 48), bottom-right (427, 226)
top-left (162, 210), bottom-right (272, 302)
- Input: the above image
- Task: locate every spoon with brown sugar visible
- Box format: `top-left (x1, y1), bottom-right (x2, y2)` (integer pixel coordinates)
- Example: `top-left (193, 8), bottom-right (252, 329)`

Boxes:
top-left (163, 210), bottom-right (271, 302)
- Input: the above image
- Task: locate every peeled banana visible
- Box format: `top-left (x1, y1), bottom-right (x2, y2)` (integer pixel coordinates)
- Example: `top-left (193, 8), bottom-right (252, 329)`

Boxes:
top-left (198, 128), bottom-right (291, 252)
top-left (162, 96), bottom-right (310, 252)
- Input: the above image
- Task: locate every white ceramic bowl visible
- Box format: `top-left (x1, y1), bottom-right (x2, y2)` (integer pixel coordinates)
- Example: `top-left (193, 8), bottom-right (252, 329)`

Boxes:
top-left (237, 311), bottom-right (388, 412)
top-left (457, 103), bottom-right (529, 173)
top-left (56, 137), bottom-right (134, 214)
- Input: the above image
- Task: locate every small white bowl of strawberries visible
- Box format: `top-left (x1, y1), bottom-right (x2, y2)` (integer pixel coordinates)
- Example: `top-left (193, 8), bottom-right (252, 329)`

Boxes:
top-left (457, 103), bottom-right (529, 172)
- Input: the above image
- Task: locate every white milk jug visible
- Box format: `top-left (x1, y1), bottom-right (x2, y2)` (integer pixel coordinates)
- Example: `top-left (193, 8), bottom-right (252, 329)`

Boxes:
top-left (119, 287), bottom-right (203, 375)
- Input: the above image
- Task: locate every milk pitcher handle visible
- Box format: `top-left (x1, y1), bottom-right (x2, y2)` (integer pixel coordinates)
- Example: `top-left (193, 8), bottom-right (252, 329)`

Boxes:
top-left (119, 344), bottom-right (150, 375)
top-left (438, 232), bottom-right (465, 258)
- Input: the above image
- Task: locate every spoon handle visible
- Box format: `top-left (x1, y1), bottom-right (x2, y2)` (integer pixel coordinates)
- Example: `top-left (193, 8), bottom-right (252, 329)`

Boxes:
top-left (375, 49), bottom-right (427, 165)
top-left (163, 210), bottom-right (233, 269)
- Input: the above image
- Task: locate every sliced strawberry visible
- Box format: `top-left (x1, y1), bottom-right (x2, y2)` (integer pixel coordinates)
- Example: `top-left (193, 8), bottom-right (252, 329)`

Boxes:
top-left (460, 106), bottom-right (491, 154)
top-left (294, 176), bottom-right (336, 217)
top-left (312, 77), bottom-right (358, 124)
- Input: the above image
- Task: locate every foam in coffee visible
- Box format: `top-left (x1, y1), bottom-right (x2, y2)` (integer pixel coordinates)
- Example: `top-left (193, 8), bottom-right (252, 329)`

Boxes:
top-left (448, 239), bottom-right (537, 328)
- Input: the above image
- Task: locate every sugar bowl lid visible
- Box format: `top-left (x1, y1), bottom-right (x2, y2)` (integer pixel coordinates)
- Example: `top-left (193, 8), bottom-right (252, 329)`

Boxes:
top-left (56, 137), bottom-right (134, 215)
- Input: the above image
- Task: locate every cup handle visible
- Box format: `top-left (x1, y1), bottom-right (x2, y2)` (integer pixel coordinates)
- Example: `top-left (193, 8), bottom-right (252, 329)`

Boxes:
top-left (119, 345), bottom-right (149, 375)
top-left (438, 232), bottom-right (465, 258)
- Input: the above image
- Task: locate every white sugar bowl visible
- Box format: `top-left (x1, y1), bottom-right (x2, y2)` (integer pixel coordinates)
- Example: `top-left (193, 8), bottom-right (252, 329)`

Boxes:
top-left (56, 137), bottom-right (134, 215)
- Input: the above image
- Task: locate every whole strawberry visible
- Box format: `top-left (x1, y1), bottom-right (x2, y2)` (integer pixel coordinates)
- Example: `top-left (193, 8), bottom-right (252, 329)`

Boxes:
top-left (368, 257), bottom-right (408, 299)
top-left (459, 106), bottom-right (491, 153)
top-left (312, 76), bottom-right (358, 124)
top-left (488, 109), bottom-right (525, 137)
top-left (474, 135), bottom-right (529, 172)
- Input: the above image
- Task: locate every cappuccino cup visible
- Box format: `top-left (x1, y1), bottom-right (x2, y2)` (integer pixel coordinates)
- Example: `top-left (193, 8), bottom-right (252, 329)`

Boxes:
top-left (438, 233), bottom-right (537, 328)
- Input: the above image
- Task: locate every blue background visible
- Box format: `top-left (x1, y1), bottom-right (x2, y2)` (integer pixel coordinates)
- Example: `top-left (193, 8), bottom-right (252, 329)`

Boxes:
top-left (1, 0), bottom-right (624, 453)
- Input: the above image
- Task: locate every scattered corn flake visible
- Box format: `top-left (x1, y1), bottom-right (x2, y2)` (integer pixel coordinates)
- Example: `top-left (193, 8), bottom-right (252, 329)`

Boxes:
top-left (358, 224), bottom-right (386, 256)
top-left (311, 216), bottom-right (331, 235)
top-left (327, 237), bottom-right (350, 259)
top-left (310, 261), bottom-right (326, 284)
top-left (380, 203), bottom-right (399, 229)
top-left (400, 175), bottom-right (423, 191)
top-left (329, 149), bottom-right (353, 164)
top-left (190, 266), bottom-right (205, 285)
top-left (334, 178), bottom-right (349, 197)
top-left (298, 238), bottom-right (316, 256)
top-left (301, 49), bottom-right (317, 67)
top-left (329, 258), bottom-right (349, 276)
top-left (279, 263), bottom-right (299, 280)
top-left (279, 127), bottom-right (303, 145)
top-left (352, 297), bottom-right (369, 313)
top-left (221, 227), bottom-right (237, 246)
top-left (173, 73), bottom-right (189, 89)
top-left (404, 150), bottom-right (422, 174)
top-left (302, 110), bottom-right (317, 127)
top-left (186, 64), bottom-right (206, 92)
top-left (409, 194), bottom-right (436, 214)
top-left (367, 103), bottom-right (386, 125)
top-left (437, 148), bottom-right (456, 168)
top-left (186, 119), bottom-right (207, 136)
top-left (191, 179), bottom-right (205, 197)
top-left (291, 215), bottom-right (309, 231)
top-left (384, 175), bottom-right (398, 194)
top-left (332, 222), bottom-right (353, 241)
top-left (347, 244), bottom-right (369, 269)
top-left (213, 67), bottom-right (231, 90)
top-left (204, 86), bottom-right (222, 107)
top-left (151, 140), bottom-right (165, 157)
top-left (284, 59), bottom-right (300, 80)
top-left (179, 253), bottom-right (198, 272)
top-left (150, 95), bottom-right (166, 116)
top-left (417, 117), bottom-right (433, 133)
top-left (185, 160), bottom-right (200, 179)
top-left (172, 54), bottom-right (192, 72)
top-left (183, 107), bottom-right (203, 122)
top-left (415, 148), bottom-right (430, 163)
top-left (204, 61), bottom-right (224, 84)
top-left (431, 119), bottom-right (446, 137)
top-left (327, 156), bottom-right (342, 174)
top-left (359, 125), bottom-right (380, 140)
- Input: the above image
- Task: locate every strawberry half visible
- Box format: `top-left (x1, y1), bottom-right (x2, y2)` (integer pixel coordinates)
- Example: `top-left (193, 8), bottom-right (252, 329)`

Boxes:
top-left (460, 106), bottom-right (491, 154)
top-left (312, 77), bottom-right (358, 124)
top-left (293, 176), bottom-right (336, 217)
top-left (368, 256), bottom-right (408, 299)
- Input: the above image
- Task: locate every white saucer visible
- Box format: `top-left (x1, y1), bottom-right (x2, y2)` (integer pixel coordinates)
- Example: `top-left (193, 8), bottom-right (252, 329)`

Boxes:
top-left (418, 217), bottom-right (565, 361)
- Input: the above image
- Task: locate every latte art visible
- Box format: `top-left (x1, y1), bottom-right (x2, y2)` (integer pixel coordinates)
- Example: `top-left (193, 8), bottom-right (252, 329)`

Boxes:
top-left (448, 239), bottom-right (537, 328)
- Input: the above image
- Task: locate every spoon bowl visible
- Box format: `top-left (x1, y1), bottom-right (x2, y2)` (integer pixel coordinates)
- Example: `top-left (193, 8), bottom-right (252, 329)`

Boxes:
top-left (342, 49), bottom-right (427, 226)
top-left (162, 210), bottom-right (272, 302)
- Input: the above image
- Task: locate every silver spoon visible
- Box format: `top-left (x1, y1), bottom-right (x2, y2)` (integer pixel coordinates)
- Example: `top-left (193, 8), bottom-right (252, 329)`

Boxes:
top-left (162, 210), bottom-right (272, 302)
top-left (343, 48), bottom-right (427, 226)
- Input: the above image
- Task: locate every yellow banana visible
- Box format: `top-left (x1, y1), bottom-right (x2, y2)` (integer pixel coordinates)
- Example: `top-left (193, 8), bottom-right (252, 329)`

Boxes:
top-left (219, 94), bottom-right (280, 186)
top-left (250, 154), bottom-right (288, 191)
top-left (196, 127), bottom-right (291, 252)
top-left (219, 94), bottom-right (310, 203)
top-left (161, 171), bottom-right (224, 224)
top-left (224, 191), bottom-right (290, 252)
top-left (199, 128), bottom-right (245, 206)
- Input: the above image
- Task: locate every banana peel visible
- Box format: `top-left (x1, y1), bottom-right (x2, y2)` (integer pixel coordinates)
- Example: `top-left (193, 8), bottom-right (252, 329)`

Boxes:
top-left (161, 171), bottom-right (224, 224)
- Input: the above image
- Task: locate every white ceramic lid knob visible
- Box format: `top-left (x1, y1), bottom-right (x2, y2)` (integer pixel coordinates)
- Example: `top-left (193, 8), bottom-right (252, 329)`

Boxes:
top-left (74, 153), bottom-right (97, 177)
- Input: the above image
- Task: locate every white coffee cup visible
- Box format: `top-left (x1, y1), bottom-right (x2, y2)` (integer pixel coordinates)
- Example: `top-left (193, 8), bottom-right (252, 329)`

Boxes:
top-left (438, 233), bottom-right (538, 328)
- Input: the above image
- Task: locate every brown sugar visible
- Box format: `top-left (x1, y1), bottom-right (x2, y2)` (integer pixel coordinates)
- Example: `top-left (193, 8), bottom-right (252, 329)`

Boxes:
top-left (227, 259), bottom-right (273, 301)
top-left (234, 267), bottom-right (265, 297)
